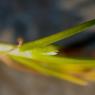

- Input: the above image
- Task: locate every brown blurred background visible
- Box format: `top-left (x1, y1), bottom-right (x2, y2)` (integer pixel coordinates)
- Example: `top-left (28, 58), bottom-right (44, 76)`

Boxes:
top-left (0, 0), bottom-right (95, 95)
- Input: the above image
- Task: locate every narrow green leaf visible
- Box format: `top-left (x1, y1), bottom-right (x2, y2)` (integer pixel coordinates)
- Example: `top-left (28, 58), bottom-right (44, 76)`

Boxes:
top-left (21, 19), bottom-right (95, 51)
top-left (9, 55), bottom-right (88, 86)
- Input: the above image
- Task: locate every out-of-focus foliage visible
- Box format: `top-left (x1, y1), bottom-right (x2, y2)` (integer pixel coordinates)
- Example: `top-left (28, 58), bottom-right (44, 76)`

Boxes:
top-left (1, 0), bottom-right (95, 95)
top-left (1, 19), bottom-right (95, 85)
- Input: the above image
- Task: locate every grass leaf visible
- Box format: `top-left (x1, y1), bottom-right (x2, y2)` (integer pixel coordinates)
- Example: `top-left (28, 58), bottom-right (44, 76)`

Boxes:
top-left (21, 19), bottom-right (95, 51)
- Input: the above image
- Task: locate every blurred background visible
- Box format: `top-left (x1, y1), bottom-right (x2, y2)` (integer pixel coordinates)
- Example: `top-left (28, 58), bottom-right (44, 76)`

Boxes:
top-left (0, 0), bottom-right (95, 95)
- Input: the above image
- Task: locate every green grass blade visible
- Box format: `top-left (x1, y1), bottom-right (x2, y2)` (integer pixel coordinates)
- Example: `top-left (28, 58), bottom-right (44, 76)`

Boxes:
top-left (21, 19), bottom-right (95, 51)
top-left (9, 55), bottom-right (88, 86)
top-left (31, 52), bottom-right (95, 69)
top-left (9, 48), bottom-right (95, 70)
